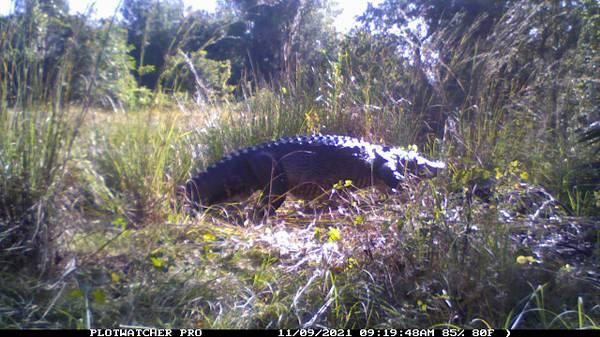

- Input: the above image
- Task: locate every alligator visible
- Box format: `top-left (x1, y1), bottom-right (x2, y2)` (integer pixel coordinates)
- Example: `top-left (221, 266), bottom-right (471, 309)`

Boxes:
top-left (184, 134), bottom-right (445, 220)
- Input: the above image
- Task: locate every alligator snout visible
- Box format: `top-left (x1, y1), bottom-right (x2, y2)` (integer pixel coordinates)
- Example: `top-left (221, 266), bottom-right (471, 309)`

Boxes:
top-left (418, 159), bottom-right (446, 178)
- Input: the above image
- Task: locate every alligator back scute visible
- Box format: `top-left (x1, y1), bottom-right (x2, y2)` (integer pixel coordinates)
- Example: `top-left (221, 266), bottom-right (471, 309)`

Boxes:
top-left (185, 134), bottom-right (445, 218)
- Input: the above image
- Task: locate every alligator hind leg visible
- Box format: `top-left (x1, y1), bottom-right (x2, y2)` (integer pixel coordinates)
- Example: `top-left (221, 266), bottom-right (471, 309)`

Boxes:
top-left (248, 152), bottom-right (289, 221)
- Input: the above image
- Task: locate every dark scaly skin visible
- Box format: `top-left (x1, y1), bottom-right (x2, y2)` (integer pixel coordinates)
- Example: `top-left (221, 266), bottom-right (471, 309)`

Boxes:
top-left (185, 135), bottom-right (445, 219)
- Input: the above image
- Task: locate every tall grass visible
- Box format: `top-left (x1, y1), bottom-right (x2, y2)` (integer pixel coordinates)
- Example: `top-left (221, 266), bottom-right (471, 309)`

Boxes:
top-left (421, 3), bottom-right (599, 215)
top-left (88, 110), bottom-right (193, 224)
top-left (0, 1), bottom-right (119, 272)
top-left (0, 5), bottom-right (79, 272)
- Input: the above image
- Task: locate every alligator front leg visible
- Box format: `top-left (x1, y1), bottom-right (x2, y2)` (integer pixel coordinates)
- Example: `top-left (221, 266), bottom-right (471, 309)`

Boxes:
top-left (248, 152), bottom-right (289, 221)
top-left (375, 162), bottom-right (405, 192)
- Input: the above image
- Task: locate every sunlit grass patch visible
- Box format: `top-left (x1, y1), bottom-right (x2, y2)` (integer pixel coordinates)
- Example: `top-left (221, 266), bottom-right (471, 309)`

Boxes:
top-left (84, 109), bottom-right (193, 225)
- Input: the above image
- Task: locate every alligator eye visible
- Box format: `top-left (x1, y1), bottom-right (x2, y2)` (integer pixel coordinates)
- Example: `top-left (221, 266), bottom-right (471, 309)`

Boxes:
top-left (418, 165), bottom-right (436, 177)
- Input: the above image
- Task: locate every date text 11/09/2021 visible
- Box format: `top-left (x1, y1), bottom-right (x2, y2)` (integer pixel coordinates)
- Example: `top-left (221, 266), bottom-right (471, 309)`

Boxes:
top-left (278, 329), bottom-right (502, 337)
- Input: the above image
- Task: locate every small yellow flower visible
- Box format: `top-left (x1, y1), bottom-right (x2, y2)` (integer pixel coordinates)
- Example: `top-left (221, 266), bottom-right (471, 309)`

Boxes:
top-left (516, 255), bottom-right (536, 264)
top-left (495, 167), bottom-right (503, 179)
top-left (520, 172), bottom-right (529, 180)
top-left (150, 256), bottom-right (163, 268)
top-left (202, 233), bottom-right (217, 242)
top-left (111, 272), bottom-right (120, 283)
top-left (333, 179), bottom-right (352, 189)
top-left (327, 227), bottom-right (341, 242)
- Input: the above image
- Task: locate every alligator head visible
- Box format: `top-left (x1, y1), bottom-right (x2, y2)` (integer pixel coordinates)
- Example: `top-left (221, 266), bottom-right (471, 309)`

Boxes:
top-left (380, 146), bottom-right (446, 183)
top-left (404, 150), bottom-right (446, 179)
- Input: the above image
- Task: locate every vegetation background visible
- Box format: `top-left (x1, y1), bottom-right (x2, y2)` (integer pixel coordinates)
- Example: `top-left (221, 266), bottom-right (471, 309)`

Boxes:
top-left (0, 0), bottom-right (598, 329)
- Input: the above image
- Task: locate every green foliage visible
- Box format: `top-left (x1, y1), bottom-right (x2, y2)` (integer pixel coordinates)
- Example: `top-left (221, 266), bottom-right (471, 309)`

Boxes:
top-left (0, 0), bottom-right (140, 110)
top-left (159, 49), bottom-right (234, 102)
top-left (89, 25), bottom-right (139, 110)
top-left (121, 0), bottom-right (185, 89)
top-left (206, 0), bottom-right (338, 86)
